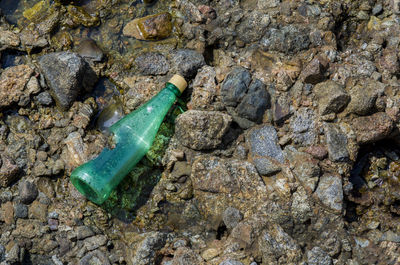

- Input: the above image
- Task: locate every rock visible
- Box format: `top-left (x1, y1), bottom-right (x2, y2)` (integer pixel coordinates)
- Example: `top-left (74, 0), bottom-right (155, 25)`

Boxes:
top-left (0, 155), bottom-right (19, 187)
top-left (76, 38), bottom-right (103, 62)
top-left (48, 218), bottom-right (59, 231)
top-left (315, 174), bottom-right (343, 212)
top-left (291, 187), bottom-right (312, 223)
top-left (83, 235), bottom-right (107, 251)
top-left (1, 201), bottom-right (14, 225)
top-left (0, 244), bottom-right (5, 262)
top-left (299, 55), bottom-right (329, 84)
top-left (273, 94), bottom-right (292, 124)
top-left (246, 125), bottom-right (284, 175)
top-left (38, 52), bottom-right (97, 109)
top-left (222, 207), bottom-right (243, 229)
top-left (305, 145), bottom-right (328, 160)
top-left (0, 64), bottom-right (34, 108)
top-left (131, 232), bottom-right (167, 265)
top-left (171, 247), bottom-right (205, 265)
top-left (176, 0), bottom-right (203, 23)
top-left (5, 242), bottom-right (20, 264)
top-left (64, 132), bottom-right (88, 170)
top-left (314, 80), bottom-right (350, 115)
top-left (0, 29), bottom-right (20, 49)
top-left (188, 66), bottom-right (217, 110)
top-left (14, 203), bottom-right (28, 219)
top-left (288, 150), bottom-right (320, 191)
top-left (135, 52), bottom-right (169, 75)
top-left (20, 27), bottom-right (48, 48)
top-left (219, 259), bottom-right (244, 265)
top-left (307, 247), bottom-right (333, 265)
top-left (221, 67), bottom-right (251, 107)
top-left (170, 49), bottom-right (205, 77)
top-left (258, 0), bottom-right (280, 9)
top-left (76, 226), bottom-right (95, 240)
top-left (376, 48), bottom-right (399, 74)
top-left (201, 248), bottom-right (220, 261)
top-left (258, 223), bottom-right (302, 264)
top-left (290, 108), bottom-right (317, 146)
top-left (35, 91), bottom-right (53, 106)
top-left (28, 200), bottom-right (48, 222)
top-left (352, 112), bottom-right (393, 144)
top-left (392, 0), bottom-right (400, 13)
top-left (79, 250), bottom-right (111, 265)
top-left (347, 79), bottom-right (384, 115)
top-left (18, 181), bottom-right (38, 204)
top-left (236, 79), bottom-right (270, 122)
top-left (324, 123), bottom-right (349, 162)
top-left (261, 25), bottom-right (311, 54)
top-left (175, 110), bottom-right (232, 150)
top-left (237, 11), bottom-right (270, 43)
top-left (123, 12), bottom-right (172, 40)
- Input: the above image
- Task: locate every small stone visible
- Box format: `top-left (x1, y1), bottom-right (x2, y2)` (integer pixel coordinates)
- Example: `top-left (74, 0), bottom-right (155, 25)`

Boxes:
top-left (377, 48), bottom-right (399, 74)
top-left (347, 79), bottom-right (384, 115)
top-left (79, 250), bottom-right (111, 265)
top-left (28, 200), bottom-right (48, 221)
top-left (291, 187), bottom-right (312, 223)
top-left (307, 247), bottom-right (333, 265)
top-left (324, 123), bottom-right (349, 162)
top-left (64, 132), bottom-right (88, 170)
top-left (261, 25), bottom-right (310, 54)
top-left (392, 0), bottom-right (400, 14)
top-left (0, 30), bottom-right (20, 47)
top-left (188, 66), bottom-right (217, 110)
top-left (48, 218), bottom-right (59, 231)
top-left (289, 151), bottom-right (320, 191)
top-left (219, 259), bottom-right (244, 265)
top-left (315, 174), bottom-right (343, 212)
top-left (305, 145), bottom-right (328, 160)
top-left (236, 79), bottom-right (270, 122)
top-left (177, 0), bottom-right (203, 23)
top-left (38, 52), bottom-right (97, 109)
top-left (76, 226), bottom-right (95, 240)
top-left (237, 11), bottom-right (270, 43)
top-left (123, 12), bottom-right (172, 40)
top-left (131, 232), bottom-right (167, 265)
top-left (314, 80), bottom-right (350, 115)
top-left (0, 155), bottom-right (19, 187)
top-left (273, 94), bottom-right (292, 124)
top-left (0, 244), bottom-right (5, 262)
top-left (1, 201), bottom-right (14, 225)
top-left (352, 112), bottom-right (393, 144)
top-left (5, 242), bottom-right (20, 264)
top-left (300, 56), bottom-right (329, 84)
top-left (221, 67), bottom-right (251, 107)
top-left (201, 248), bottom-right (220, 261)
top-left (18, 181), bottom-right (38, 204)
top-left (290, 108), bottom-right (317, 146)
top-left (48, 211), bottom-right (59, 219)
top-left (0, 65), bottom-right (34, 108)
top-left (14, 203), bottom-right (28, 219)
top-left (171, 247), bottom-right (204, 265)
top-left (84, 235), bottom-right (108, 251)
top-left (372, 4), bottom-right (383, 15)
top-left (170, 49), bottom-right (205, 77)
top-left (222, 207), bottom-right (243, 229)
top-left (76, 38), bottom-right (103, 62)
top-left (175, 110), bottom-right (232, 150)
top-left (135, 52), bottom-right (169, 75)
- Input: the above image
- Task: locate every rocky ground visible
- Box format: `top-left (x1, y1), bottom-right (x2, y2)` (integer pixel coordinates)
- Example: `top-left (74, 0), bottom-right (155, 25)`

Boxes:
top-left (1, 0), bottom-right (400, 264)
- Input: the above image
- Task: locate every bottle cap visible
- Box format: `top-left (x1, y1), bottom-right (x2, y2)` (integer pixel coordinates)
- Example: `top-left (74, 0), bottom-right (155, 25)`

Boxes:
top-left (168, 74), bottom-right (187, 93)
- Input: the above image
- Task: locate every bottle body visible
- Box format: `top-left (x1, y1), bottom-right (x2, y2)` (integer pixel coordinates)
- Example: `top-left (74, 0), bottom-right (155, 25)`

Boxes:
top-left (70, 84), bottom-right (180, 204)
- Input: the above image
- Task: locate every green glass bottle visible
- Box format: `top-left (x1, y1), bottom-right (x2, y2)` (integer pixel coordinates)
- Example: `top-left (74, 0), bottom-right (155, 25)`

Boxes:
top-left (70, 75), bottom-right (187, 204)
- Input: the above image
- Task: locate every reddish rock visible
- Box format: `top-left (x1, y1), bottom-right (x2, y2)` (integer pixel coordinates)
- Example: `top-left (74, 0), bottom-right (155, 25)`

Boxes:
top-left (300, 55), bottom-right (329, 84)
top-left (352, 112), bottom-right (393, 144)
top-left (305, 145), bottom-right (328, 160)
top-left (0, 65), bottom-right (34, 108)
top-left (2, 201), bottom-right (14, 225)
top-left (376, 48), bottom-right (399, 74)
top-left (123, 12), bottom-right (172, 40)
top-left (0, 154), bottom-right (20, 187)
top-left (198, 5), bottom-right (217, 22)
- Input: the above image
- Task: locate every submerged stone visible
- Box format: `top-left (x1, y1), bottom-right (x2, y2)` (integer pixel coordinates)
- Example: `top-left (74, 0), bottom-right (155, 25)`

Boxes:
top-left (123, 12), bottom-right (172, 40)
top-left (76, 38), bottom-right (104, 62)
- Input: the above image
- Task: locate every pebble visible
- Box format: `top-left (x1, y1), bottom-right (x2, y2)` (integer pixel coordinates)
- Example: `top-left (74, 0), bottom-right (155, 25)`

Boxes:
top-left (135, 52), bottom-right (169, 75)
top-left (123, 12), bottom-right (172, 40)
top-left (35, 91), bottom-right (53, 106)
top-left (352, 112), bottom-right (393, 144)
top-left (131, 232), bottom-right (167, 265)
top-left (14, 203), bottom-right (28, 219)
top-left (221, 67), bottom-right (251, 107)
top-left (76, 38), bottom-right (104, 62)
top-left (219, 259), bottom-right (244, 265)
top-left (18, 181), bottom-right (38, 204)
top-left (222, 207), bottom-right (243, 229)
top-left (84, 235), bottom-right (108, 251)
top-left (314, 80), bottom-right (350, 115)
top-left (170, 49), bottom-right (205, 77)
top-left (307, 247), bottom-right (333, 265)
top-left (261, 25), bottom-right (310, 54)
top-left (324, 123), bottom-right (349, 162)
top-left (315, 174), bottom-right (343, 212)
top-left (48, 218), bottom-right (59, 231)
top-left (76, 226), bottom-right (95, 240)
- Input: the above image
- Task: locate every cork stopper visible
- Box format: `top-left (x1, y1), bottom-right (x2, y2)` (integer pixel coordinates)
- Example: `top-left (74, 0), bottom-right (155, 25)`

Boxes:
top-left (168, 74), bottom-right (187, 93)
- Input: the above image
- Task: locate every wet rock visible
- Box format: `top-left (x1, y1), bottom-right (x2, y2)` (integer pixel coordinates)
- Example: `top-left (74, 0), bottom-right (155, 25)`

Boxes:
top-left (65, 5), bottom-right (100, 27)
top-left (347, 79), bottom-right (384, 115)
top-left (64, 132), bottom-right (88, 170)
top-left (170, 49), bottom-right (205, 77)
top-left (246, 125), bottom-right (284, 175)
top-left (261, 25), bottom-right (311, 54)
top-left (0, 155), bottom-right (19, 187)
top-left (176, 0), bottom-right (203, 23)
top-left (18, 181), bottom-right (38, 204)
top-left (80, 250), bottom-right (111, 265)
top-left (258, 223), bottom-right (302, 264)
top-left (219, 259), bottom-right (244, 265)
top-left (135, 52), bottom-right (169, 75)
top-left (76, 38), bottom-right (103, 62)
top-left (314, 80), bottom-right (350, 115)
top-left (299, 55), bottom-right (329, 84)
top-left (123, 12), bottom-right (172, 40)
top-left (84, 235), bottom-right (107, 251)
top-left (188, 66), bottom-right (217, 110)
top-left (221, 67), bottom-right (251, 107)
top-left (324, 123), bottom-right (349, 162)
top-left (131, 232), bottom-right (167, 265)
top-left (38, 52), bottom-right (97, 109)
top-left (237, 11), bottom-right (270, 43)
top-left (0, 64), bottom-right (34, 108)
top-left (35, 91), bottom-right (53, 106)
top-left (0, 29), bottom-right (20, 49)
top-left (171, 247), bottom-right (205, 265)
top-left (175, 110), bottom-right (232, 150)
top-left (307, 246), bottom-right (333, 265)
top-left (20, 27), bottom-right (48, 48)
top-left (14, 203), bottom-right (28, 219)
top-left (315, 174), bottom-right (343, 212)
top-left (222, 207), bottom-right (243, 229)
top-left (290, 108), bottom-right (317, 146)
top-left (352, 112), bottom-right (393, 144)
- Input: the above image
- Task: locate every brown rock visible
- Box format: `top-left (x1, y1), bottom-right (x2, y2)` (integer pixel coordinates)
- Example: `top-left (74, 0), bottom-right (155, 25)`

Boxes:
top-left (29, 200), bottom-right (48, 222)
top-left (299, 55), bottom-right (329, 84)
top-left (2, 201), bottom-right (14, 225)
top-left (0, 154), bottom-right (20, 187)
top-left (376, 48), bottom-right (399, 74)
top-left (305, 145), bottom-right (328, 160)
top-left (0, 65), bottom-right (34, 108)
top-left (0, 30), bottom-right (20, 48)
top-left (352, 112), bottom-right (393, 144)
top-left (123, 12), bottom-right (172, 40)
top-left (187, 66), bottom-right (217, 110)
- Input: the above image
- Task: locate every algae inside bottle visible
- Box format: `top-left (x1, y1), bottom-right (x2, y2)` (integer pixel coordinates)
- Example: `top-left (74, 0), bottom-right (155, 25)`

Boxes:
top-left (70, 75), bottom-right (187, 204)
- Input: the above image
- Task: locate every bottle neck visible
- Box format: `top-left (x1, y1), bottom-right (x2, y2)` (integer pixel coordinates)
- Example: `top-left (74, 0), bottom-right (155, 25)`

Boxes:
top-left (165, 83), bottom-right (182, 97)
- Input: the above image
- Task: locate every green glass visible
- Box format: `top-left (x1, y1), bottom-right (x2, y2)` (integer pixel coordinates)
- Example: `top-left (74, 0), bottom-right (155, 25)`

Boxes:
top-left (71, 83), bottom-right (182, 204)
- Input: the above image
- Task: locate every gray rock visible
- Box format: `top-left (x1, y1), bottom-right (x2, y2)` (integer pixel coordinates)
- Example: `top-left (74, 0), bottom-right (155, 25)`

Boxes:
top-left (0, 244), bottom-right (5, 262)
top-left (372, 3), bottom-right (383, 15)
top-left (83, 235), bottom-right (107, 251)
top-left (261, 25), bottom-right (310, 54)
top-left (38, 52), bottom-right (97, 109)
top-left (347, 80), bottom-right (384, 115)
top-left (222, 207), bottom-right (243, 229)
top-left (35, 91), bottom-right (53, 106)
top-left (307, 247), bottom-right (333, 265)
top-left (324, 123), bottom-right (349, 162)
top-left (315, 174), bottom-right (343, 212)
top-left (219, 259), bottom-right (244, 265)
top-left (76, 226), bottom-right (95, 240)
top-left (135, 52), bottom-right (169, 75)
top-left (18, 181), bottom-right (38, 204)
top-left (290, 108), bottom-right (317, 146)
top-left (237, 11), bottom-right (270, 43)
top-left (131, 232), bottom-right (167, 265)
top-left (76, 39), bottom-right (104, 62)
top-left (188, 66), bottom-right (218, 110)
top-left (236, 79), bottom-right (270, 122)
top-left (314, 80), bottom-right (350, 115)
top-left (5, 243), bottom-right (20, 264)
top-left (171, 247), bottom-right (204, 265)
top-left (79, 250), bottom-right (111, 265)
top-left (221, 67), bottom-right (251, 107)
top-left (170, 49), bottom-right (205, 77)
top-left (252, 156), bottom-right (282, 176)
top-left (14, 203), bottom-right (28, 219)
top-left (175, 110), bottom-right (232, 150)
